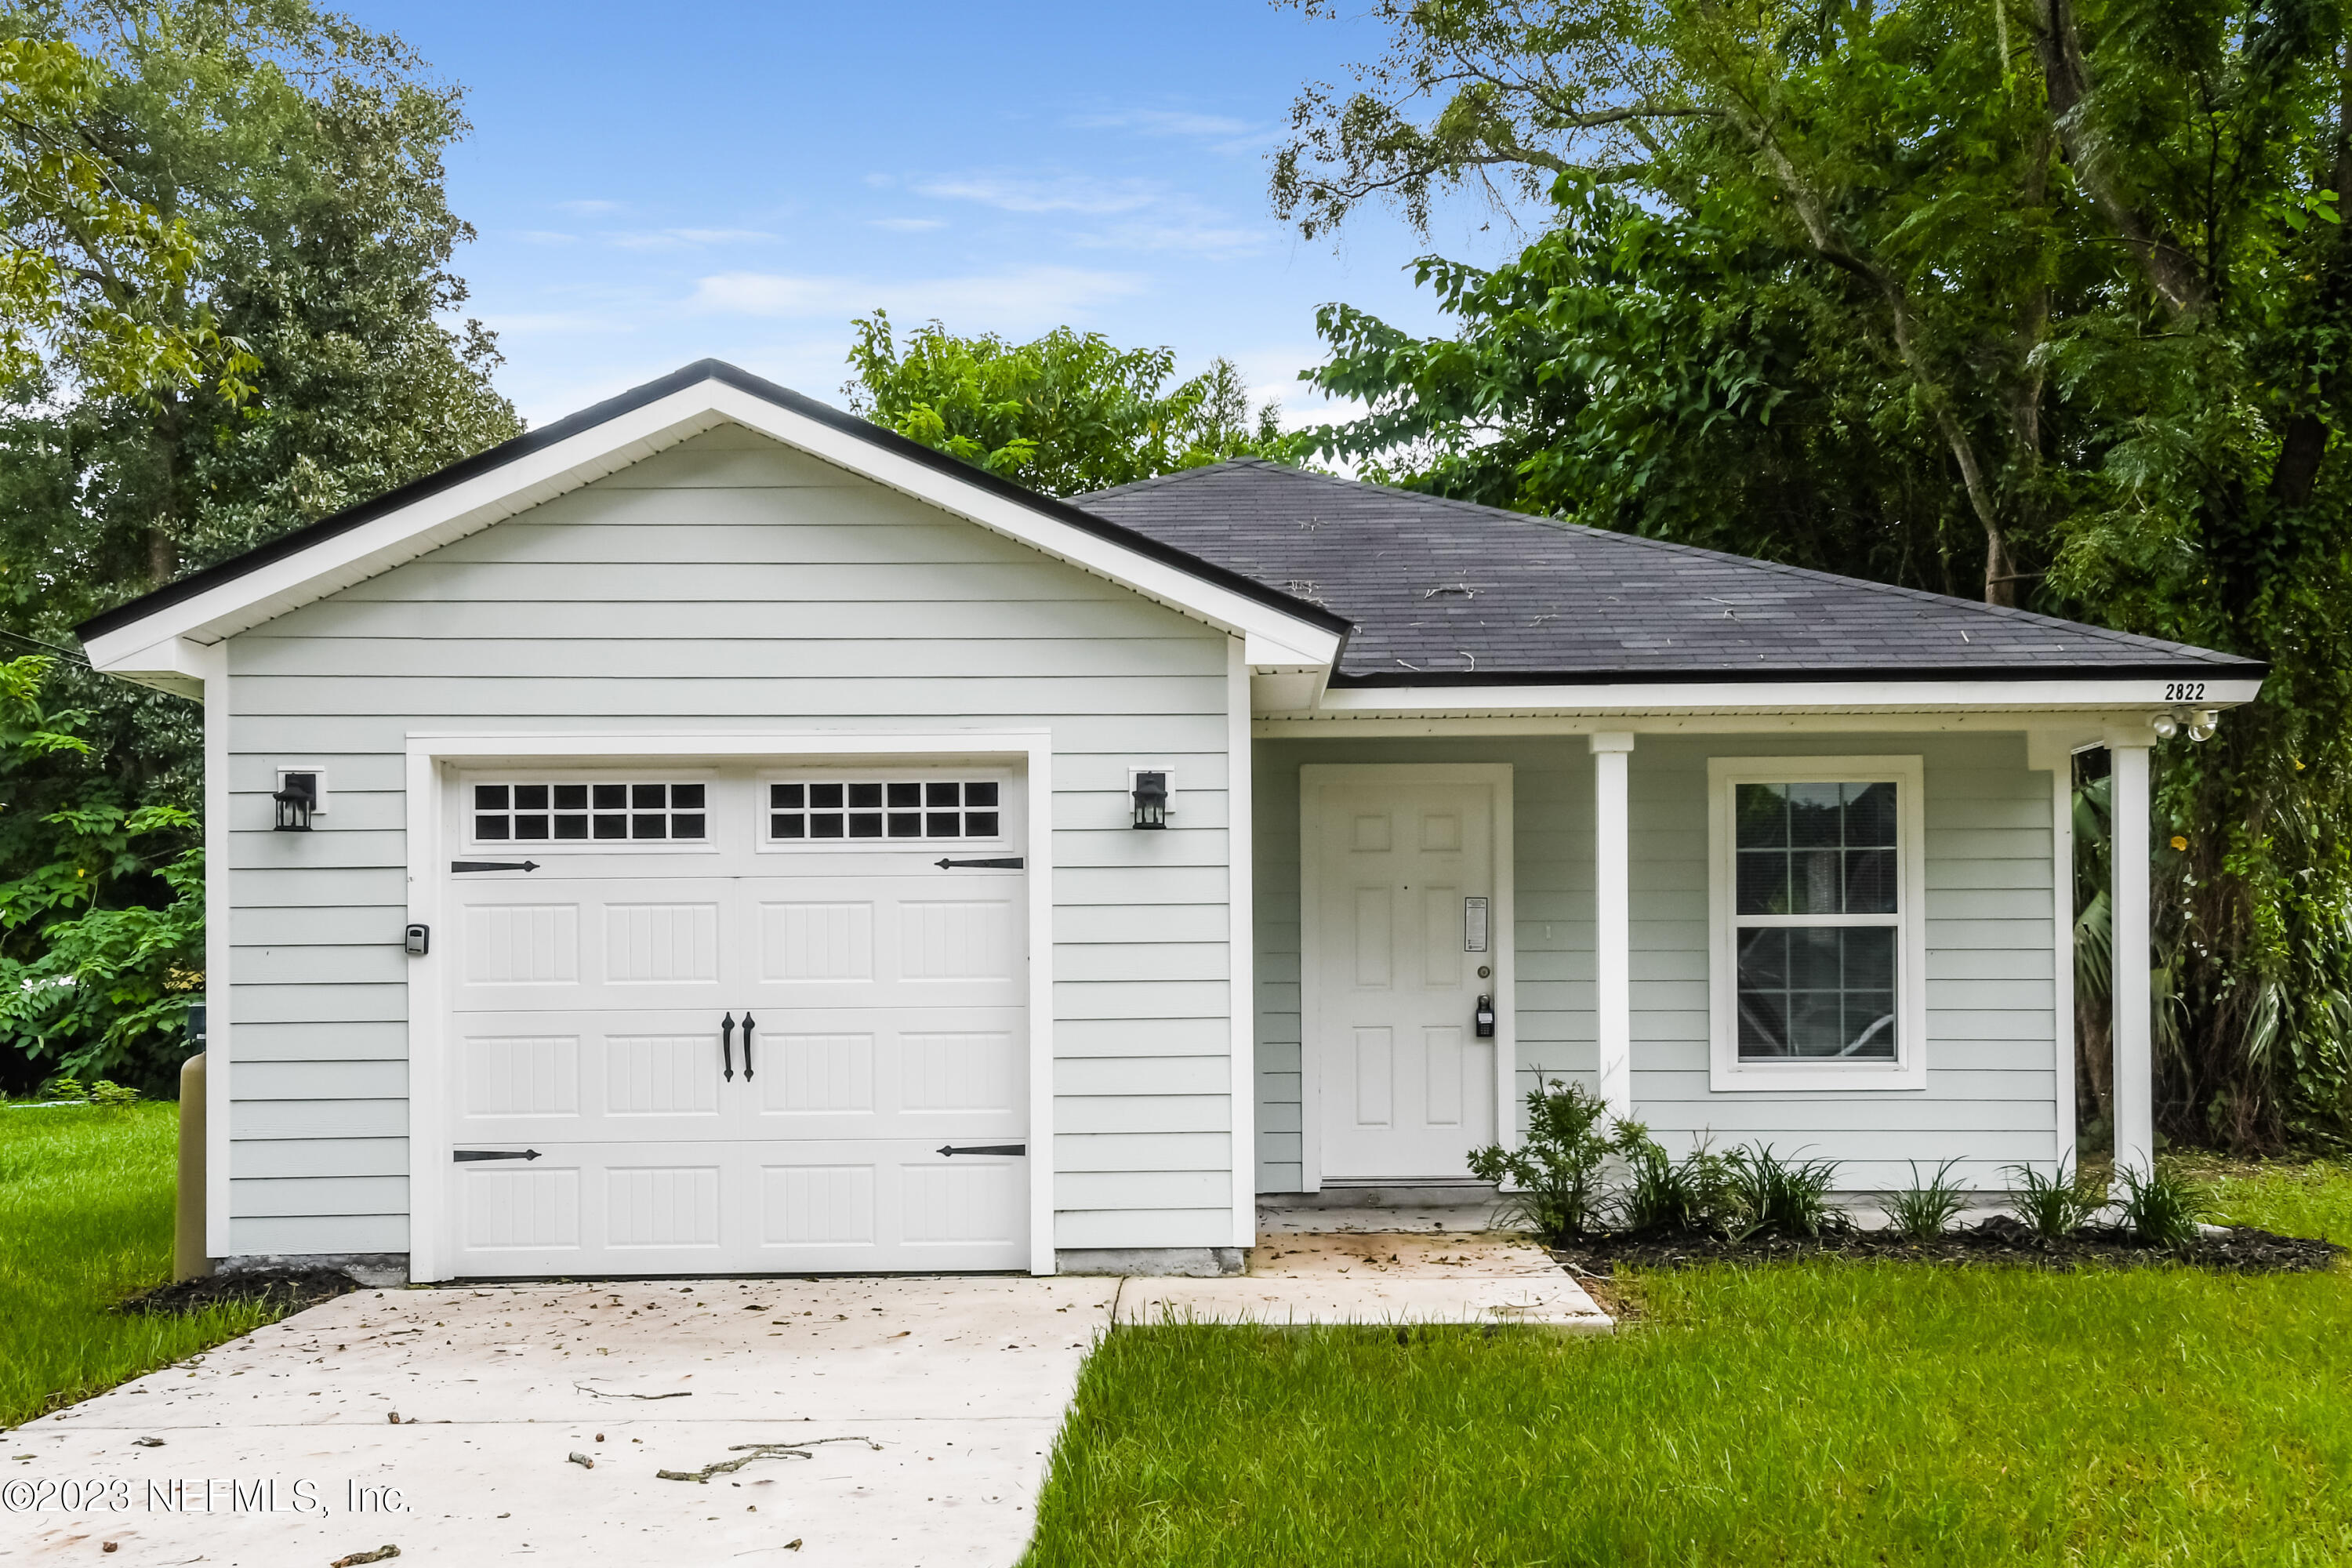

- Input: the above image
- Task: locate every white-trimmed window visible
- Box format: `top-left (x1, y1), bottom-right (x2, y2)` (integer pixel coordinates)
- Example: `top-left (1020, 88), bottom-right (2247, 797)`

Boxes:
top-left (1708, 756), bottom-right (1926, 1091)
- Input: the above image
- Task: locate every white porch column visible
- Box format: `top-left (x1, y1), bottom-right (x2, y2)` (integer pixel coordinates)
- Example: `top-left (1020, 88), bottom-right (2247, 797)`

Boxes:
top-left (2107, 731), bottom-right (2154, 1177)
top-left (1592, 732), bottom-right (1635, 1122)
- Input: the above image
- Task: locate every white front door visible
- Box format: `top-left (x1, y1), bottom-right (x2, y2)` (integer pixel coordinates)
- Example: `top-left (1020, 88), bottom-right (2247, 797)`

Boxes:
top-left (1305, 768), bottom-right (1509, 1182)
top-left (442, 763), bottom-right (1029, 1276)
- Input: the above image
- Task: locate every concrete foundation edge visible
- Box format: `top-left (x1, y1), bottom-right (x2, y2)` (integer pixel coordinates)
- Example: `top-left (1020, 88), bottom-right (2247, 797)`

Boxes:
top-left (218, 1252), bottom-right (411, 1288)
top-left (1056, 1247), bottom-right (1243, 1278)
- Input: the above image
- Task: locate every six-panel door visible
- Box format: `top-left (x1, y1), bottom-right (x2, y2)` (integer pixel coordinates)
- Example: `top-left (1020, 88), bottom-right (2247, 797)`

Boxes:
top-left (1312, 777), bottom-right (1501, 1181)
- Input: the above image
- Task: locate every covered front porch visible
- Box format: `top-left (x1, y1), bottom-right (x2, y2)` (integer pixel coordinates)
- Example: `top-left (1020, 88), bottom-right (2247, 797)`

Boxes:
top-left (1245, 719), bottom-right (2165, 1197)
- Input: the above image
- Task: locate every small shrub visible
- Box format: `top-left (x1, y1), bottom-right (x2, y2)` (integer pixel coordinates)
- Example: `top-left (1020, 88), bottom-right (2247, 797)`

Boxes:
top-left (1615, 1127), bottom-right (1730, 1234)
top-left (34, 1075), bottom-right (86, 1102)
top-left (1719, 1145), bottom-right (1846, 1238)
top-left (85, 1080), bottom-right (141, 1107)
top-left (2117, 1163), bottom-right (2213, 1250)
top-left (1886, 1159), bottom-right (1969, 1240)
top-left (1468, 1080), bottom-right (1617, 1242)
top-left (2006, 1161), bottom-right (2103, 1241)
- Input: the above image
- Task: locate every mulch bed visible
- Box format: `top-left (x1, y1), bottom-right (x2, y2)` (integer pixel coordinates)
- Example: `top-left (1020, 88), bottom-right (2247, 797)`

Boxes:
top-left (118, 1267), bottom-right (363, 1316)
top-left (1552, 1215), bottom-right (2344, 1275)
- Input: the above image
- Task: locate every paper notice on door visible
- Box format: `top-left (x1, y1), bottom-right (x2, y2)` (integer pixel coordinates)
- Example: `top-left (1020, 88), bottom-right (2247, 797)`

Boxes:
top-left (1463, 896), bottom-right (1490, 953)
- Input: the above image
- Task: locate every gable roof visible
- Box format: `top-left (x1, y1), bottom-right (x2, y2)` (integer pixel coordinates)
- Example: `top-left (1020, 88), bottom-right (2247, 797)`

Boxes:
top-left (1074, 459), bottom-right (2261, 685)
top-left (75, 361), bottom-right (1347, 670)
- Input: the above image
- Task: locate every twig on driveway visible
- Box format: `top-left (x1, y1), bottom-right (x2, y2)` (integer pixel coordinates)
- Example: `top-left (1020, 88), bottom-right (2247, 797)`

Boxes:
top-left (573, 1381), bottom-right (691, 1399)
top-left (656, 1438), bottom-right (880, 1484)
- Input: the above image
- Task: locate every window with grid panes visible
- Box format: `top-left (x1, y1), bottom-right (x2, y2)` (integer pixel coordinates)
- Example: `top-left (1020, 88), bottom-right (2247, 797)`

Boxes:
top-left (1731, 780), bottom-right (1900, 1060)
top-left (768, 780), bottom-right (1000, 841)
top-left (472, 782), bottom-right (707, 843)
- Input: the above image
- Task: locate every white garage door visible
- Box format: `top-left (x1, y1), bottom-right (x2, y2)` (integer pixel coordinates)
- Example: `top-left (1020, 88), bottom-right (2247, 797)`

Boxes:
top-left (441, 763), bottom-right (1029, 1276)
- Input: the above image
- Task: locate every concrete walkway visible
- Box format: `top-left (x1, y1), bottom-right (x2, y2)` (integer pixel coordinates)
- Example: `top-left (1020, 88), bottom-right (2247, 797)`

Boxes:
top-left (5, 1246), bottom-right (1602, 1566)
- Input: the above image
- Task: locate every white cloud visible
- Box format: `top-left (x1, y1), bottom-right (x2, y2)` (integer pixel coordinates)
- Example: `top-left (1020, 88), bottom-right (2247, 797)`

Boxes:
top-left (514, 230), bottom-right (579, 245)
top-left (868, 216), bottom-right (949, 233)
top-left (554, 198), bottom-right (624, 216)
top-left (1070, 219), bottom-right (1267, 257)
top-left (606, 227), bottom-right (779, 252)
top-left (688, 264), bottom-right (1147, 330)
top-left (912, 172), bottom-right (1163, 215)
top-left (1071, 108), bottom-right (1254, 138)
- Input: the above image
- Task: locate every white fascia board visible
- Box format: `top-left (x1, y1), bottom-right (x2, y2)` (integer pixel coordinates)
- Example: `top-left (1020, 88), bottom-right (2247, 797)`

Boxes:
top-left (86, 379), bottom-right (1339, 666)
top-left (89, 634), bottom-right (209, 700)
top-left (1310, 674), bottom-right (2263, 717)
top-left (1243, 629), bottom-right (1335, 669)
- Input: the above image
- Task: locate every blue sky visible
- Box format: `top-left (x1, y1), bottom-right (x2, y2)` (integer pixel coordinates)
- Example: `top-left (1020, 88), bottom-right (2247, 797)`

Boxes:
top-left (340, 0), bottom-right (1529, 427)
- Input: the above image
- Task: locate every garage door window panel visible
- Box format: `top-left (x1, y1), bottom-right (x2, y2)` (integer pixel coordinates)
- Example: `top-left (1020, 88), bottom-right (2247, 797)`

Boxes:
top-left (473, 780), bottom-right (708, 845)
top-left (768, 779), bottom-right (1002, 844)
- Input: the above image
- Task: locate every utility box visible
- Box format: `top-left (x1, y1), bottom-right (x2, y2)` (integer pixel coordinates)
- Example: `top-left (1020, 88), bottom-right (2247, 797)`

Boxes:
top-left (175, 1050), bottom-right (212, 1282)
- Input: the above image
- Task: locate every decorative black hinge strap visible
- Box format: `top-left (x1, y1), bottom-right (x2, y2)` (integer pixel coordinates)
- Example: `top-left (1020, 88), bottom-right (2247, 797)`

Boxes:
top-left (935, 857), bottom-right (1024, 869)
top-left (453, 1149), bottom-right (542, 1162)
top-left (452, 860), bottom-right (541, 873)
top-left (936, 1143), bottom-right (1027, 1157)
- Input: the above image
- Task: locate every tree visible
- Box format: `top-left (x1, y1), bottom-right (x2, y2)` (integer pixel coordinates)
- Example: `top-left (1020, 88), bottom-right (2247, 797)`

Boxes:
top-left (842, 311), bottom-right (1296, 498)
top-left (2, 1), bottom-right (519, 610)
top-left (1281, 0), bottom-right (2352, 1145)
top-left (0, 34), bottom-right (248, 402)
top-left (0, 656), bottom-right (200, 1094)
top-left (0, 2), bottom-right (519, 1090)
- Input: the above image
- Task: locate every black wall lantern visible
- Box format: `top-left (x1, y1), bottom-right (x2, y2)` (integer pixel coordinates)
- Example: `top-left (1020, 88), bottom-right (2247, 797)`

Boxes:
top-left (1131, 769), bottom-right (1169, 830)
top-left (272, 771), bottom-right (318, 832)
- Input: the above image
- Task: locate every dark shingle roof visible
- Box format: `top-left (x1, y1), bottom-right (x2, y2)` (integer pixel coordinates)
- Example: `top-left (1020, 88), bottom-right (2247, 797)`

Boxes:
top-left (1074, 460), bottom-right (2258, 685)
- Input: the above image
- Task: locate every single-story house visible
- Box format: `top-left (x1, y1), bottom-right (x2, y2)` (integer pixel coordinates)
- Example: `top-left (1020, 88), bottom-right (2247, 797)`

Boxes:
top-left (79, 361), bottom-right (2264, 1282)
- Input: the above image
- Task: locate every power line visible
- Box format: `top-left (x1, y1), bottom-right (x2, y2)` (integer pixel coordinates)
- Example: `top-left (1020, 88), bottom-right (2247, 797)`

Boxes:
top-left (0, 626), bottom-right (93, 666)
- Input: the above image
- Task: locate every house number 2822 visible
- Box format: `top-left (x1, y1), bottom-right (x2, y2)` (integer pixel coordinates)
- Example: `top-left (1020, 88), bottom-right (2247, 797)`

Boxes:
top-left (2164, 682), bottom-right (2206, 702)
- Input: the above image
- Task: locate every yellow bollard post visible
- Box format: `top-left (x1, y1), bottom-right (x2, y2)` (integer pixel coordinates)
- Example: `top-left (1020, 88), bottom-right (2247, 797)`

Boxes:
top-left (175, 1052), bottom-right (212, 1282)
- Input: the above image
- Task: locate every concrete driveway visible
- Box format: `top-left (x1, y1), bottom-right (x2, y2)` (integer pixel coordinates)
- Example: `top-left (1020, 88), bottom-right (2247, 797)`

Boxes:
top-left (4, 1234), bottom-right (1602, 1566)
top-left (6, 1275), bottom-right (1112, 1567)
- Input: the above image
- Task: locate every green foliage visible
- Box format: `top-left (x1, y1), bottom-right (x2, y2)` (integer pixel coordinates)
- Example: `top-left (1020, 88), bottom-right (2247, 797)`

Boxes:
top-left (1886, 1159), bottom-right (1969, 1241)
top-left (1288, 0), bottom-right (2352, 1145)
top-left (2115, 1162), bottom-right (2216, 1251)
top-left (1, 1102), bottom-right (282, 1426)
top-left (1468, 1079), bottom-right (1631, 1240)
top-left (0, 659), bottom-right (201, 1094)
top-left (1472, 1086), bottom-right (1849, 1240)
top-left (2007, 1160), bottom-right (2105, 1241)
top-left (0, 4), bottom-right (517, 1091)
top-left (1031, 1247), bottom-right (2352, 1564)
top-left (842, 311), bottom-right (1298, 498)
top-left (1718, 1145), bottom-right (1849, 1240)
top-left (0, 34), bottom-right (249, 401)
top-left (1614, 1126), bottom-right (1730, 1233)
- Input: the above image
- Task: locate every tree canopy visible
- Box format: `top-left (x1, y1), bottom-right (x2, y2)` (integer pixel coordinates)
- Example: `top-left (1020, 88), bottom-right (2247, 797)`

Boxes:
top-left (843, 311), bottom-right (1297, 498)
top-left (0, 0), bottom-right (518, 1092)
top-left (1282, 0), bottom-right (2352, 1144)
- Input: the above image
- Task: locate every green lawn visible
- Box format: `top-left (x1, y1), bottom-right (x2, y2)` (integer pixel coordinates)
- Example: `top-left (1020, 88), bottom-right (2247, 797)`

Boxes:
top-left (1025, 1171), bottom-right (2352, 1567)
top-left (0, 1101), bottom-right (282, 1430)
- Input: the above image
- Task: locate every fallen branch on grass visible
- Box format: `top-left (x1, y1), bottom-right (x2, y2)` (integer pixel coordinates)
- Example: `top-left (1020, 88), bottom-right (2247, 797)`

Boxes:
top-left (656, 1438), bottom-right (880, 1483)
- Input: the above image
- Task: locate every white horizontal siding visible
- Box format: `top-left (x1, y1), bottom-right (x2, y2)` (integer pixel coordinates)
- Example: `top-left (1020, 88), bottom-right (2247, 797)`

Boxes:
top-left (1253, 731), bottom-right (2061, 1194)
top-left (1625, 732), bottom-right (2060, 1189)
top-left (1250, 738), bottom-right (1597, 1192)
top-left (223, 423), bottom-right (1240, 1258)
